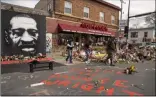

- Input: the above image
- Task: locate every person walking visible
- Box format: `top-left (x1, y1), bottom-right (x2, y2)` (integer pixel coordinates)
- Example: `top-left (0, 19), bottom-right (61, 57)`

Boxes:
top-left (104, 37), bottom-right (116, 66)
top-left (66, 38), bottom-right (74, 64)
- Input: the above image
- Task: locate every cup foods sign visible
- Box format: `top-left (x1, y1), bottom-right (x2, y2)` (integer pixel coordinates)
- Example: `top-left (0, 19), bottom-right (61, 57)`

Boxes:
top-left (80, 23), bottom-right (108, 31)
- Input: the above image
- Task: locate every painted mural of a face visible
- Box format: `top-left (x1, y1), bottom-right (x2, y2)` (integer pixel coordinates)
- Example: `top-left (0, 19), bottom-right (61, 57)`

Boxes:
top-left (5, 14), bottom-right (39, 54)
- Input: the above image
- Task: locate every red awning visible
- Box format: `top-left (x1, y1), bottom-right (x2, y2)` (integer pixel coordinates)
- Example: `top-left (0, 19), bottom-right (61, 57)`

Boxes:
top-left (58, 23), bottom-right (115, 36)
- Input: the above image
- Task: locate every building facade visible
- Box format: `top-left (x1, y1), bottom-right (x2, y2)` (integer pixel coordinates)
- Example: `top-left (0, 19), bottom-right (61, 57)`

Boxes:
top-left (35, 0), bottom-right (120, 50)
top-left (127, 27), bottom-right (155, 45)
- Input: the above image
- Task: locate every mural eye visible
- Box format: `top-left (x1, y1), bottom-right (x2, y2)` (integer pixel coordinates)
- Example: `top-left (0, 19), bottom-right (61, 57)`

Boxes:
top-left (12, 28), bottom-right (25, 36)
top-left (27, 29), bottom-right (38, 37)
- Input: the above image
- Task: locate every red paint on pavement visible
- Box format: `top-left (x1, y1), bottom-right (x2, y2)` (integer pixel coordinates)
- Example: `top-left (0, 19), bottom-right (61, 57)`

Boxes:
top-left (122, 90), bottom-right (144, 96)
top-left (96, 86), bottom-right (105, 94)
top-left (100, 78), bottom-right (110, 84)
top-left (58, 80), bottom-right (71, 87)
top-left (78, 72), bottom-right (84, 75)
top-left (42, 67), bottom-right (144, 95)
top-left (83, 77), bottom-right (92, 82)
top-left (81, 84), bottom-right (94, 91)
top-left (72, 83), bottom-right (80, 88)
top-left (116, 71), bottom-right (123, 75)
top-left (96, 86), bottom-right (115, 95)
top-left (62, 74), bottom-right (69, 79)
top-left (106, 88), bottom-right (114, 95)
top-left (95, 69), bottom-right (101, 73)
top-left (48, 74), bottom-right (61, 79)
top-left (103, 70), bottom-right (113, 73)
top-left (70, 76), bottom-right (78, 80)
top-left (114, 80), bottom-right (128, 88)
top-left (44, 80), bottom-right (60, 86)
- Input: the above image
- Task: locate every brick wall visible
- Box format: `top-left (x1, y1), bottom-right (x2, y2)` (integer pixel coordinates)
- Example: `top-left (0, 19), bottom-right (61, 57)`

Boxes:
top-left (55, 0), bottom-right (119, 27)
top-left (1, 2), bottom-right (49, 16)
top-left (35, 0), bottom-right (119, 31)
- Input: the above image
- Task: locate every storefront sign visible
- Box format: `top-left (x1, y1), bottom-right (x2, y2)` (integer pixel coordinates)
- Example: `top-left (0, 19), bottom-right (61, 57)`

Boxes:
top-left (80, 23), bottom-right (108, 32)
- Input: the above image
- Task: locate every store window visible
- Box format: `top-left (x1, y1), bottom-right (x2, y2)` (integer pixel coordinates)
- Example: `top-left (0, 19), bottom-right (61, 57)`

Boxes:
top-left (131, 32), bottom-right (138, 38)
top-left (83, 7), bottom-right (89, 18)
top-left (99, 12), bottom-right (104, 22)
top-left (48, 4), bottom-right (52, 11)
top-left (144, 32), bottom-right (148, 37)
top-left (111, 15), bottom-right (115, 24)
top-left (64, 1), bottom-right (72, 14)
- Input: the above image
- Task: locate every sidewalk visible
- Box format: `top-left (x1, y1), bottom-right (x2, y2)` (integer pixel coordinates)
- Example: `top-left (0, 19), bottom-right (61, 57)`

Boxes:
top-left (46, 50), bottom-right (85, 66)
top-left (53, 55), bottom-right (84, 66)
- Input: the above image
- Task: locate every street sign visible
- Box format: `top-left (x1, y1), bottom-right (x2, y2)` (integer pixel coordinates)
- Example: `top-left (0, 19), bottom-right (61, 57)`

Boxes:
top-left (119, 20), bottom-right (127, 27)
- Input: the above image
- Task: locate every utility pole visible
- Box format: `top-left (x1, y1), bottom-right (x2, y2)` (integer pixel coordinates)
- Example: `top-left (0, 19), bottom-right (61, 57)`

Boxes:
top-left (119, 0), bottom-right (123, 39)
top-left (120, 0), bottom-right (125, 25)
top-left (117, 0), bottom-right (125, 51)
top-left (119, 0), bottom-right (126, 37)
top-left (126, 0), bottom-right (131, 44)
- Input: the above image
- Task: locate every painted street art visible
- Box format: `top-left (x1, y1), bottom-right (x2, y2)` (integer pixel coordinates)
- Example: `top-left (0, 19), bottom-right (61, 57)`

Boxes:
top-left (41, 67), bottom-right (144, 96)
top-left (1, 9), bottom-right (46, 56)
top-left (46, 33), bottom-right (52, 53)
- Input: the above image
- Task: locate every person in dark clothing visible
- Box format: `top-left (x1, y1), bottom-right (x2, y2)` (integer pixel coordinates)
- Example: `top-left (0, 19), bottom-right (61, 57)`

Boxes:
top-left (66, 38), bottom-right (74, 64)
top-left (128, 44), bottom-right (133, 50)
top-left (104, 38), bottom-right (116, 66)
top-left (84, 41), bottom-right (91, 64)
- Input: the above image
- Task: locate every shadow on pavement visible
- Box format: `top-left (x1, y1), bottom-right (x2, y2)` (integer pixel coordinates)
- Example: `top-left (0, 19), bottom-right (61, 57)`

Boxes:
top-left (1, 61), bottom-right (66, 74)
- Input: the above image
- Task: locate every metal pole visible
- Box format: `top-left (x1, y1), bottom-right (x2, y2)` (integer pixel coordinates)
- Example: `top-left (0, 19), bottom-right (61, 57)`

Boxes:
top-left (126, 0), bottom-right (131, 44)
top-left (119, 0), bottom-right (123, 38)
top-left (118, 0), bottom-right (123, 51)
top-left (120, 0), bottom-right (123, 23)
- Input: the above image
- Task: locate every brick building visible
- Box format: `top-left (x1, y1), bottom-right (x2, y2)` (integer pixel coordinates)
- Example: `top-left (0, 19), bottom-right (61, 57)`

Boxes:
top-left (1, 2), bottom-right (49, 16)
top-left (35, 0), bottom-right (120, 48)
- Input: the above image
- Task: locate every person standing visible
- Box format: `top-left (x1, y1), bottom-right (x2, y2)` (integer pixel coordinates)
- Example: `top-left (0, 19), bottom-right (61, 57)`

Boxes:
top-left (84, 41), bottom-right (92, 64)
top-left (104, 37), bottom-right (116, 66)
top-left (66, 38), bottom-right (74, 64)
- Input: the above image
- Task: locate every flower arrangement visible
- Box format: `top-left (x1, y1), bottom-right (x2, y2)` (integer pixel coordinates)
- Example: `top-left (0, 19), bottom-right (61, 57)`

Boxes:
top-left (1, 53), bottom-right (46, 62)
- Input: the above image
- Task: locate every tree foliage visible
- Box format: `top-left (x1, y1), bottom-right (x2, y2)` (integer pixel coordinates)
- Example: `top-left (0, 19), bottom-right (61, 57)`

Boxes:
top-left (145, 13), bottom-right (155, 27)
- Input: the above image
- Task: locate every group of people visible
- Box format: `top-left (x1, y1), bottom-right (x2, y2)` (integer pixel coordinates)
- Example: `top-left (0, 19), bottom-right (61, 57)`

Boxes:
top-left (65, 37), bottom-right (117, 65)
top-left (65, 37), bottom-right (155, 65)
top-left (65, 38), bottom-right (92, 64)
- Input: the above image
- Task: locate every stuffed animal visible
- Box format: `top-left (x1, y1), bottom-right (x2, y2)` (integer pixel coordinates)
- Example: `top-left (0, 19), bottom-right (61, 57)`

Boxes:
top-left (125, 65), bottom-right (136, 74)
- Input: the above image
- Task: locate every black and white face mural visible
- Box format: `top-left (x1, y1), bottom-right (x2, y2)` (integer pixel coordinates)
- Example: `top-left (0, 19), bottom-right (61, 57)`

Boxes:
top-left (1, 10), bottom-right (46, 56)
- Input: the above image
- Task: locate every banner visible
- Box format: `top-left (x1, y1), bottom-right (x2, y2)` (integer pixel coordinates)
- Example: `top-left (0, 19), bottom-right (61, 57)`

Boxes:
top-left (46, 33), bottom-right (52, 53)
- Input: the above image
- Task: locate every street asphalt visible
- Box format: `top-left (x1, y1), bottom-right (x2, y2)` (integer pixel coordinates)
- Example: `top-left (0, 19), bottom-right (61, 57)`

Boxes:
top-left (1, 60), bottom-right (155, 96)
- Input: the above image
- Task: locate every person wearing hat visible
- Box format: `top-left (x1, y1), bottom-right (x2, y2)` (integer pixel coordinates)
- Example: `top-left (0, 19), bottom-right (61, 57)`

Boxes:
top-left (66, 38), bottom-right (74, 64)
